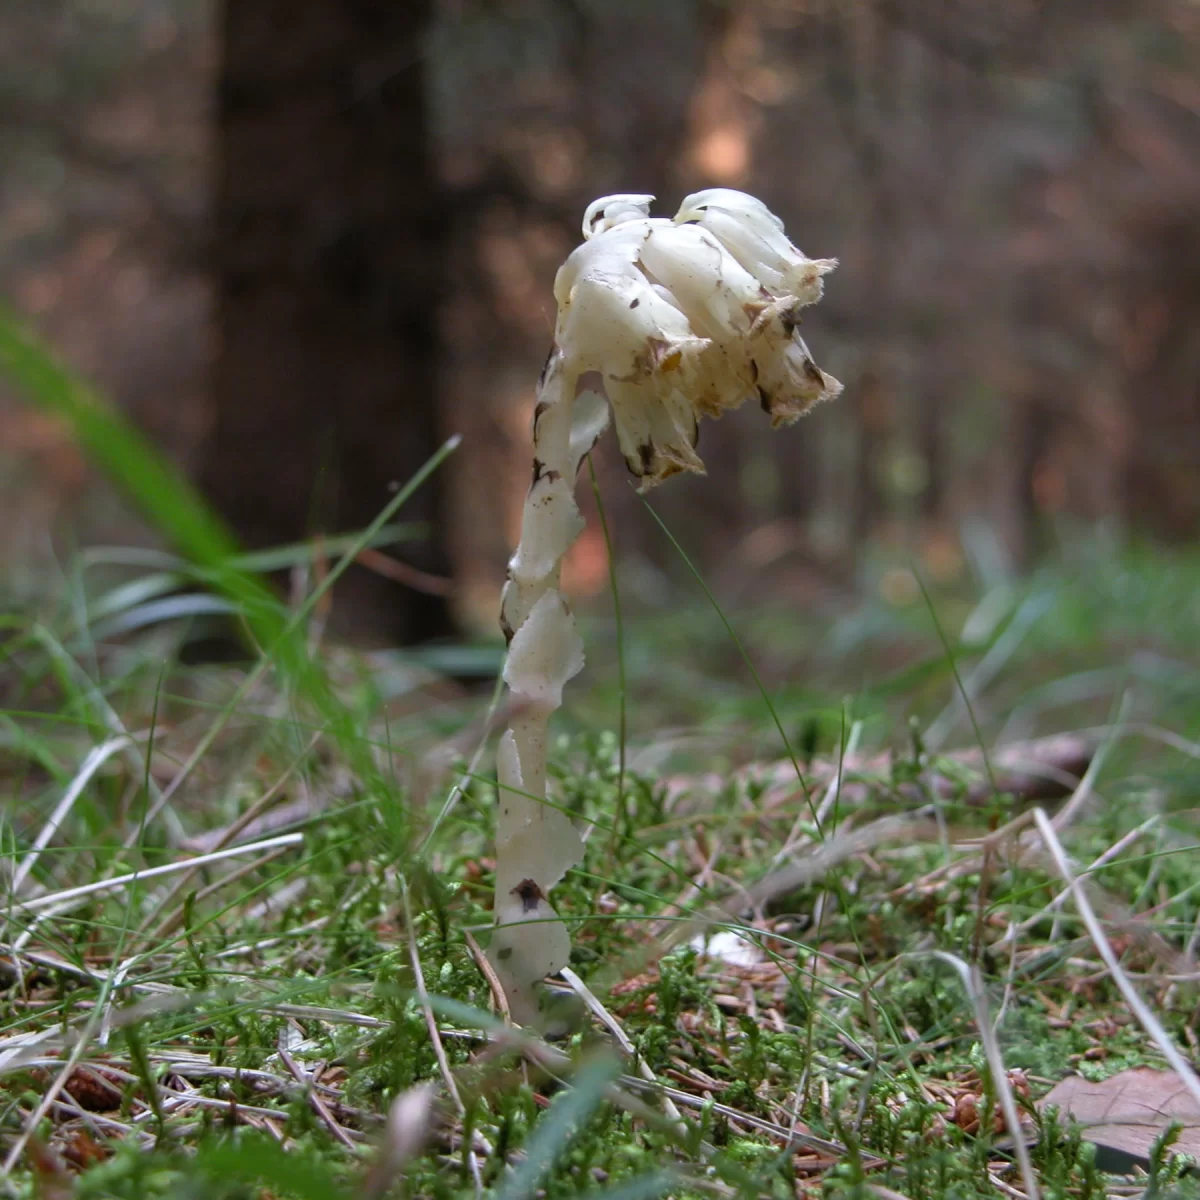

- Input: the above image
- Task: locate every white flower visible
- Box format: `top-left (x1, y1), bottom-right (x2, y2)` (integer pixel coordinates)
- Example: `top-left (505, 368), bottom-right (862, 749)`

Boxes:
top-left (552, 190), bottom-right (841, 490)
top-left (490, 188), bottom-right (843, 1022)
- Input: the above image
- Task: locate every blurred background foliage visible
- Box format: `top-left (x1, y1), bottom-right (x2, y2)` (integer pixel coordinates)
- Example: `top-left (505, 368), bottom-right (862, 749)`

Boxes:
top-left (1, 0), bottom-right (1198, 646)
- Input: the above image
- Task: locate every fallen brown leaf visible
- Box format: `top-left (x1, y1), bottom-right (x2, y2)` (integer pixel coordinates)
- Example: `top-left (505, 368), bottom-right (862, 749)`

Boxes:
top-left (1039, 1067), bottom-right (1200, 1171)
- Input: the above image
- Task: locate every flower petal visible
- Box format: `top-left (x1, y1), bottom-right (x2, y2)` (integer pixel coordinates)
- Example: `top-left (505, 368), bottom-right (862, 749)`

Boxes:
top-left (581, 193), bottom-right (656, 239)
top-left (675, 188), bottom-right (837, 306)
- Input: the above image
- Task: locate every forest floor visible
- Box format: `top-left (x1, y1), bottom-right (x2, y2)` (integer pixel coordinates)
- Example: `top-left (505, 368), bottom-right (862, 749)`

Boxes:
top-left (4, 529), bottom-right (1200, 1200)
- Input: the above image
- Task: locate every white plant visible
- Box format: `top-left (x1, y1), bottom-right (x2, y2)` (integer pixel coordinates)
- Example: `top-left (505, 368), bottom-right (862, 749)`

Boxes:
top-left (489, 189), bottom-right (842, 1021)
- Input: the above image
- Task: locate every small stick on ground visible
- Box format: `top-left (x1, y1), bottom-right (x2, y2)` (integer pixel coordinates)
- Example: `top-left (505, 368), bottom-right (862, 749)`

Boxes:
top-left (1033, 807), bottom-right (1200, 1111)
top-left (355, 546), bottom-right (454, 597)
top-left (402, 881), bottom-right (489, 1193)
top-left (276, 1027), bottom-right (357, 1151)
top-left (464, 929), bottom-right (511, 1026)
top-left (933, 951), bottom-right (1040, 1200)
top-left (10, 736), bottom-right (130, 898)
top-left (561, 965), bottom-right (683, 1129)
top-left (16, 833), bottom-right (304, 914)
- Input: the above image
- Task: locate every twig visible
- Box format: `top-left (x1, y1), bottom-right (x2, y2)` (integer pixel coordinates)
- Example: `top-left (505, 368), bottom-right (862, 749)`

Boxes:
top-left (17, 833), bottom-right (304, 912)
top-left (156, 1088), bottom-right (359, 1133)
top-left (355, 546), bottom-right (454, 597)
top-left (894, 809), bottom-right (1038, 898)
top-left (1033, 807), bottom-right (1200, 1112)
top-left (401, 879), bottom-right (488, 1194)
top-left (560, 966), bottom-right (683, 1127)
top-left (932, 952), bottom-right (1039, 1200)
top-left (998, 815), bottom-right (1157, 946)
top-left (276, 1028), bottom-right (357, 1151)
top-left (10, 736), bottom-right (129, 896)
top-left (617, 1075), bottom-right (863, 1162)
top-left (465, 929), bottom-right (511, 1025)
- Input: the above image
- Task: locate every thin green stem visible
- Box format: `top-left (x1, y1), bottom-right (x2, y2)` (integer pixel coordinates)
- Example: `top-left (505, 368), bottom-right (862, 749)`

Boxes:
top-left (640, 497), bottom-right (820, 836)
top-left (913, 564), bottom-right (998, 797)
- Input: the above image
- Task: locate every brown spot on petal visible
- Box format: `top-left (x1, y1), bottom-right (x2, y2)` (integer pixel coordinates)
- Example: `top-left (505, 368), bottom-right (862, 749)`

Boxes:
top-left (802, 358), bottom-right (825, 386)
top-left (629, 297), bottom-right (640, 309)
top-left (638, 443), bottom-right (655, 473)
top-left (529, 459), bottom-right (561, 489)
top-left (758, 385), bottom-right (773, 414)
top-left (512, 878), bottom-right (545, 913)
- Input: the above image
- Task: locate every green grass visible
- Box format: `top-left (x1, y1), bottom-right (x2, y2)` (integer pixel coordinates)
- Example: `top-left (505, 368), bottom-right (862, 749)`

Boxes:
top-left (4, 311), bottom-right (1200, 1197)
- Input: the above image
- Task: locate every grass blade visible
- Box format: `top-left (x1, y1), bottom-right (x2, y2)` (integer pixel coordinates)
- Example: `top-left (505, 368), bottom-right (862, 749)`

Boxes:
top-left (640, 496), bottom-right (820, 832)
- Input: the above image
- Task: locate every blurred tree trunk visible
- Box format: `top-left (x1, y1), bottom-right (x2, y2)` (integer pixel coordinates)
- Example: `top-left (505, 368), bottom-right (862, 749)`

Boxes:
top-left (1123, 210), bottom-right (1200, 539)
top-left (202, 0), bottom-right (452, 644)
top-left (917, 379), bottom-right (945, 520)
top-left (851, 364), bottom-right (888, 544)
top-left (1014, 389), bottom-right (1054, 565)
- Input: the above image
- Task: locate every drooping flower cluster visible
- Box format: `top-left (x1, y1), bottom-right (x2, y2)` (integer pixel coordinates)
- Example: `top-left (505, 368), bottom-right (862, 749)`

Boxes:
top-left (490, 190), bottom-right (841, 1021)
top-left (557, 188), bottom-right (841, 488)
